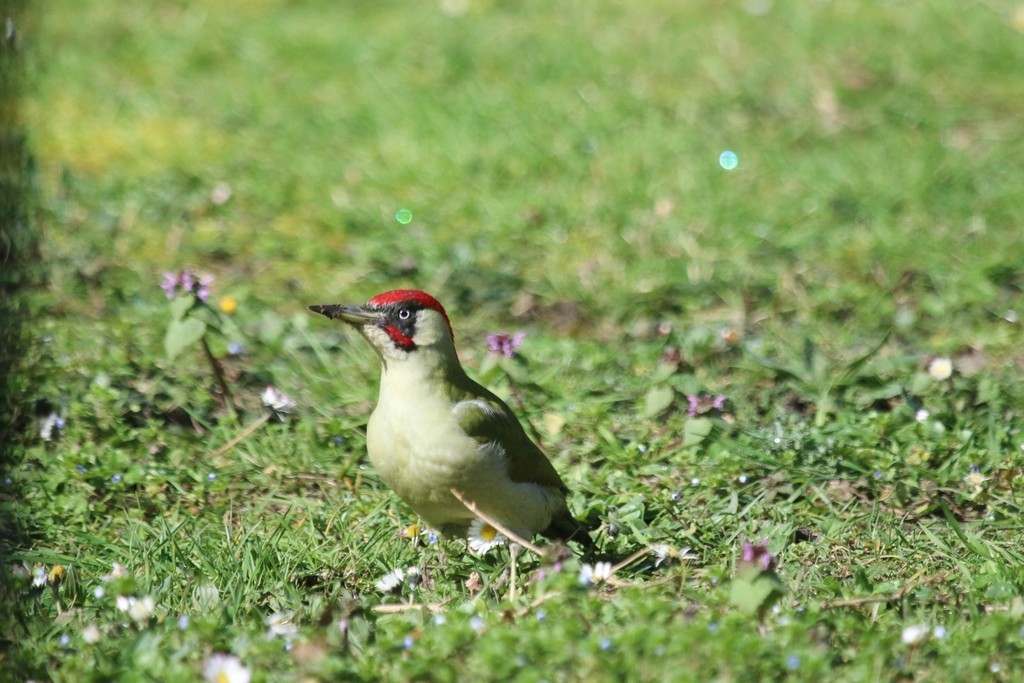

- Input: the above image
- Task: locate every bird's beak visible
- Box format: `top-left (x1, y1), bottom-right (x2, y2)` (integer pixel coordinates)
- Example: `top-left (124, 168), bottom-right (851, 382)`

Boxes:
top-left (308, 304), bottom-right (381, 326)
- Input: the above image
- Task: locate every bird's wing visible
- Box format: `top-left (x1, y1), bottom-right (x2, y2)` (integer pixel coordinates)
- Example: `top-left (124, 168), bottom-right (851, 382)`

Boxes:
top-left (452, 396), bottom-right (568, 493)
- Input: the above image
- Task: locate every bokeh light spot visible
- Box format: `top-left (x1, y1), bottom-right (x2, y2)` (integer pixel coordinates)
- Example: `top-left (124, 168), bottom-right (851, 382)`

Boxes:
top-left (395, 208), bottom-right (413, 224)
top-left (719, 150), bottom-right (739, 170)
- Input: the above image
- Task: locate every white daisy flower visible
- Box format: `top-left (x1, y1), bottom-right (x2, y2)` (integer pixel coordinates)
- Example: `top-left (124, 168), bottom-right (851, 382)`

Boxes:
top-left (927, 357), bottom-right (953, 381)
top-left (264, 611), bottom-right (298, 641)
top-left (40, 412), bottom-right (65, 442)
top-left (210, 182), bottom-right (233, 206)
top-left (261, 386), bottom-right (296, 416)
top-left (102, 562), bottom-right (128, 581)
top-left (116, 595), bottom-right (155, 622)
top-left (901, 624), bottom-right (929, 645)
top-left (404, 566), bottom-right (423, 588)
top-left (374, 567), bottom-right (405, 593)
top-left (31, 565), bottom-right (47, 588)
top-left (468, 519), bottom-right (506, 554)
top-left (203, 653), bottom-right (251, 683)
top-left (650, 545), bottom-right (698, 567)
top-left (579, 561), bottom-right (613, 586)
top-left (82, 623), bottom-right (101, 644)
top-left (965, 470), bottom-right (988, 490)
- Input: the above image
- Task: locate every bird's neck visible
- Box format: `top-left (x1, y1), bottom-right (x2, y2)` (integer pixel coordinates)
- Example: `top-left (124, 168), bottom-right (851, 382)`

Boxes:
top-left (378, 345), bottom-right (469, 401)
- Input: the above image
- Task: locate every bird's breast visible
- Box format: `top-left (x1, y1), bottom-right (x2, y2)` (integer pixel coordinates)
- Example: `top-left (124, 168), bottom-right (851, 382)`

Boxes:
top-left (366, 392), bottom-right (484, 508)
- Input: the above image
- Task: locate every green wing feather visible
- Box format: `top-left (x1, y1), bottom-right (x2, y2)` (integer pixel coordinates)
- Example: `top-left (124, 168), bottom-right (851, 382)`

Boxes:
top-left (451, 383), bottom-right (568, 494)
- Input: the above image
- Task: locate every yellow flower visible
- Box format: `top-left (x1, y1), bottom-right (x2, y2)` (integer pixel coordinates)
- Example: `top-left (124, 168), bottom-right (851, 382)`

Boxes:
top-left (48, 565), bottom-right (66, 584)
top-left (218, 296), bottom-right (238, 314)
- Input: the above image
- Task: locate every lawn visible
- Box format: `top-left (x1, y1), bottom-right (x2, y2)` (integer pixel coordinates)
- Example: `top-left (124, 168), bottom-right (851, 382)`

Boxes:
top-left (3, 0), bottom-right (1024, 679)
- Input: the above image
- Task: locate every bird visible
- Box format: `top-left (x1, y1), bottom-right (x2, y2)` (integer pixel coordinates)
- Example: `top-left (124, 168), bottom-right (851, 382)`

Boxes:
top-left (309, 289), bottom-right (592, 549)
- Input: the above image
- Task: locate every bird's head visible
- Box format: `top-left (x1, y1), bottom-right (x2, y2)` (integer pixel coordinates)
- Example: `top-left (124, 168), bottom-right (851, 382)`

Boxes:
top-left (310, 289), bottom-right (456, 365)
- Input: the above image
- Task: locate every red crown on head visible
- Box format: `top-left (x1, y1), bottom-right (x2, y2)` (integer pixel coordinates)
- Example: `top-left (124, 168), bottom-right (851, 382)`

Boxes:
top-left (367, 290), bottom-right (453, 339)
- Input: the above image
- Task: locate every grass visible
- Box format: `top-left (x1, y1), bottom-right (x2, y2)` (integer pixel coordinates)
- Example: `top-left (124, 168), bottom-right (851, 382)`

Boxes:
top-left (4, 0), bottom-right (1024, 679)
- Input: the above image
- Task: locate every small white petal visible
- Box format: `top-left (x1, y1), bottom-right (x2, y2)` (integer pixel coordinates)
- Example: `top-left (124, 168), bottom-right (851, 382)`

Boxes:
top-left (203, 653), bottom-right (251, 683)
top-left (580, 561), bottom-right (614, 585)
top-left (32, 566), bottom-right (47, 587)
top-left (103, 562), bottom-right (128, 581)
top-left (927, 357), bottom-right (953, 381)
top-left (126, 596), bottom-right (155, 622)
top-left (375, 568), bottom-right (405, 593)
top-left (261, 386), bottom-right (296, 413)
top-left (82, 623), bottom-right (101, 644)
top-left (265, 611), bottom-right (298, 639)
top-left (902, 624), bottom-right (929, 645)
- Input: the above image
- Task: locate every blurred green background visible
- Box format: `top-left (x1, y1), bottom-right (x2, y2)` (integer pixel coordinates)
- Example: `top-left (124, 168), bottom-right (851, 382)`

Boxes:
top-left (5, 0), bottom-right (1024, 679)
top-left (29, 0), bottom-right (1023, 341)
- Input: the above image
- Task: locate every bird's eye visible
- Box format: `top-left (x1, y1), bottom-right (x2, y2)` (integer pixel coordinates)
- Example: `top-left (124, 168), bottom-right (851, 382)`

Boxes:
top-left (397, 308), bottom-right (412, 321)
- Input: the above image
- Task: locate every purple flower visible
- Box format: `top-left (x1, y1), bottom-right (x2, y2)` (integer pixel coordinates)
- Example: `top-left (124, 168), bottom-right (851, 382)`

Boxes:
top-left (740, 540), bottom-right (777, 572)
top-left (686, 393), bottom-right (728, 417)
top-left (687, 395), bottom-right (700, 417)
top-left (160, 272), bottom-right (178, 299)
top-left (487, 332), bottom-right (526, 358)
top-left (196, 275), bottom-right (213, 303)
top-left (160, 270), bottom-right (214, 302)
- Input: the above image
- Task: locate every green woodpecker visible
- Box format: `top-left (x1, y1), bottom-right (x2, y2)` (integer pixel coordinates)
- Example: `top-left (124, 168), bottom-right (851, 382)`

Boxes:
top-left (310, 289), bottom-right (592, 548)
